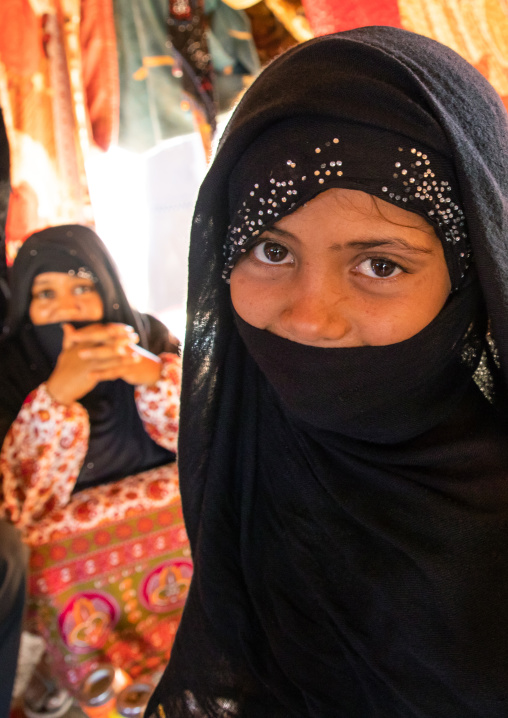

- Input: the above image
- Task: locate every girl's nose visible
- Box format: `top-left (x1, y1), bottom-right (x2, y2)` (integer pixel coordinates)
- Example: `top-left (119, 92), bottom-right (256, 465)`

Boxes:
top-left (54, 293), bottom-right (84, 320)
top-left (279, 280), bottom-right (352, 345)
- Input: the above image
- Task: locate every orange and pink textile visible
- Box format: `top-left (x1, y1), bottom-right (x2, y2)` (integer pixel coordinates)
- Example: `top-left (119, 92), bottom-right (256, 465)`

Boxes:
top-left (301, 0), bottom-right (508, 112)
top-left (0, 0), bottom-right (119, 258)
top-left (26, 463), bottom-right (191, 692)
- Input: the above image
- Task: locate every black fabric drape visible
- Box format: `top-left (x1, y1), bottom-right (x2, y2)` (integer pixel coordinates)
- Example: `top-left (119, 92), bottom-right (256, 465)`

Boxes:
top-left (147, 27), bottom-right (508, 718)
top-left (233, 277), bottom-right (486, 443)
top-left (0, 109), bottom-right (11, 325)
top-left (0, 225), bottom-right (178, 489)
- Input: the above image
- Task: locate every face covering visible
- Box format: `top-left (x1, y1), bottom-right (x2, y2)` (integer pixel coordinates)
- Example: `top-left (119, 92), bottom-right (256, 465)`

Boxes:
top-left (235, 278), bottom-right (485, 443)
top-left (32, 321), bottom-right (97, 365)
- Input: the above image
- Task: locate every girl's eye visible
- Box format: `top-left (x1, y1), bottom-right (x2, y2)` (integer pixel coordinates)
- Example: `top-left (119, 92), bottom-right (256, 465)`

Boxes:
top-left (73, 284), bottom-right (96, 295)
top-left (356, 258), bottom-right (403, 279)
top-left (252, 241), bottom-right (293, 265)
top-left (33, 289), bottom-right (55, 300)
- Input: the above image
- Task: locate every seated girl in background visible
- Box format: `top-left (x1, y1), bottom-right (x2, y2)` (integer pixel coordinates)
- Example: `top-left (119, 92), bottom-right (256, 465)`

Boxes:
top-left (0, 224), bottom-right (181, 535)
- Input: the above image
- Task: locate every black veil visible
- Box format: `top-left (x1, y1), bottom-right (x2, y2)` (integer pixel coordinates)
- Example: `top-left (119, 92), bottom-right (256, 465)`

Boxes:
top-left (148, 27), bottom-right (508, 718)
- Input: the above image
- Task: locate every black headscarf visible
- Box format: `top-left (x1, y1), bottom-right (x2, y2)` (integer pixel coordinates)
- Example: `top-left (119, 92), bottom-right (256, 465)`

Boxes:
top-left (223, 118), bottom-right (471, 290)
top-left (0, 109), bottom-right (11, 325)
top-left (0, 225), bottom-right (177, 489)
top-left (148, 27), bottom-right (508, 718)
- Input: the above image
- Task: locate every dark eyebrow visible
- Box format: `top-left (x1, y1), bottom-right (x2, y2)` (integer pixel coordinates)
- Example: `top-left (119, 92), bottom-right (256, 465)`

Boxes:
top-left (261, 226), bottom-right (434, 255)
top-left (343, 238), bottom-right (434, 255)
top-left (262, 226), bottom-right (298, 241)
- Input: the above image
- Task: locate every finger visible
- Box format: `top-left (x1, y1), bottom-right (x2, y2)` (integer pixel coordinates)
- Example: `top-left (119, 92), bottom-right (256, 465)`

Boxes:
top-left (89, 366), bottom-right (128, 382)
top-left (80, 340), bottom-right (137, 360)
top-left (103, 323), bottom-right (139, 342)
top-left (78, 344), bottom-right (126, 360)
top-left (125, 346), bottom-right (143, 363)
top-left (62, 323), bottom-right (78, 350)
top-left (106, 323), bottom-right (139, 342)
top-left (79, 339), bottom-right (144, 361)
top-left (128, 345), bottom-right (152, 362)
top-left (83, 353), bottom-right (143, 372)
top-left (71, 323), bottom-right (139, 346)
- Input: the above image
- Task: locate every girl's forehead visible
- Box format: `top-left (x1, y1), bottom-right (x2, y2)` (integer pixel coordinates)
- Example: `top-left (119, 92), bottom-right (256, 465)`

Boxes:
top-left (282, 188), bottom-right (436, 230)
top-left (32, 271), bottom-right (96, 285)
top-left (266, 189), bottom-right (442, 257)
top-left (33, 271), bottom-right (72, 283)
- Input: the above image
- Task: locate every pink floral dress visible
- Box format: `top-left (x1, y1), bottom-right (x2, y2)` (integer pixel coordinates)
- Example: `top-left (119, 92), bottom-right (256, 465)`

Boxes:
top-left (0, 353), bottom-right (181, 542)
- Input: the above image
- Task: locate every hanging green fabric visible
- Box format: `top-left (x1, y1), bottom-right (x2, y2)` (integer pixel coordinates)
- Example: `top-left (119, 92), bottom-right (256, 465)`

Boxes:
top-left (113, 0), bottom-right (196, 152)
top-left (205, 0), bottom-right (260, 111)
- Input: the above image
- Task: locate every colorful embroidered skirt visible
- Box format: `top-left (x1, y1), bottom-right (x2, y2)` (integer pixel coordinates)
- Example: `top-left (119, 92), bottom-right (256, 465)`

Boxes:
top-left (26, 463), bottom-right (192, 693)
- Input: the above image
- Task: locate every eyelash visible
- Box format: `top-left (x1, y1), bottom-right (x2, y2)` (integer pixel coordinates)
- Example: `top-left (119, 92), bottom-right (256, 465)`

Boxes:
top-left (249, 240), bottom-right (408, 279)
top-left (33, 290), bottom-right (54, 300)
top-left (354, 257), bottom-right (405, 279)
top-left (251, 241), bottom-right (293, 265)
top-left (73, 285), bottom-right (95, 295)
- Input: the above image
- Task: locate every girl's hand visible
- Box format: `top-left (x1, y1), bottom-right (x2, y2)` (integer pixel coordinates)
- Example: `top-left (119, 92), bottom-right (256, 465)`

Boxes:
top-left (89, 344), bottom-right (163, 386)
top-left (62, 322), bottom-right (139, 350)
top-left (46, 323), bottom-right (152, 404)
top-left (70, 322), bottom-right (162, 385)
top-left (45, 324), bottom-right (108, 404)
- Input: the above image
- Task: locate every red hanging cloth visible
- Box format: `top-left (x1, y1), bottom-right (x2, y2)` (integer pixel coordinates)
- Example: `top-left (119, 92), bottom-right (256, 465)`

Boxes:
top-left (301, 0), bottom-right (401, 35)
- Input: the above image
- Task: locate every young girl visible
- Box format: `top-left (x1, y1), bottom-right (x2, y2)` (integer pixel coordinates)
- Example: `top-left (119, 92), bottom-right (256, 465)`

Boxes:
top-left (0, 224), bottom-right (181, 532)
top-left (148, 26), bottom-right (508, 718)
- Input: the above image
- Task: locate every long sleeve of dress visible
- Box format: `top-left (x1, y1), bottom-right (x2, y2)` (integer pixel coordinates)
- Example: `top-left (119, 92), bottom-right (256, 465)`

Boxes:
top-left (134, 352), bottom-right (181, 452)
top-left (0, 383), bottom-right (90, 529)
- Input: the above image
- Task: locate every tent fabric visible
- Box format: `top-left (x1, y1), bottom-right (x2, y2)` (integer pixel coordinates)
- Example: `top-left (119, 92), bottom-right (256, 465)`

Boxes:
top-left (0, 0), bottom-right (93, 255)
top-left (301, 0), bottom-right (508, 112)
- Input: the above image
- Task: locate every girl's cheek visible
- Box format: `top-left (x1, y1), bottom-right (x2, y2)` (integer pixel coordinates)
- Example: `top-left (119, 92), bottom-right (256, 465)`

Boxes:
top-left (29, 302), bottom-right (51, 324)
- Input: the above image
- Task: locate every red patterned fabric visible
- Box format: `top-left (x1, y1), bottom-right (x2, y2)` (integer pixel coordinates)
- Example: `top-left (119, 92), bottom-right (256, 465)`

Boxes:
top-left (301, 0), bottom-right (400, 35)
top-left (0, 0), bottom-right (98, 257)
top-left (300, 0), bottom-right (508, 112)
top-left (1, 383), bottom-right (90, 529)
top-left (26, 463), bottom-right (191, 691)
top-left (80, 0), bottom-right (120, 151)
